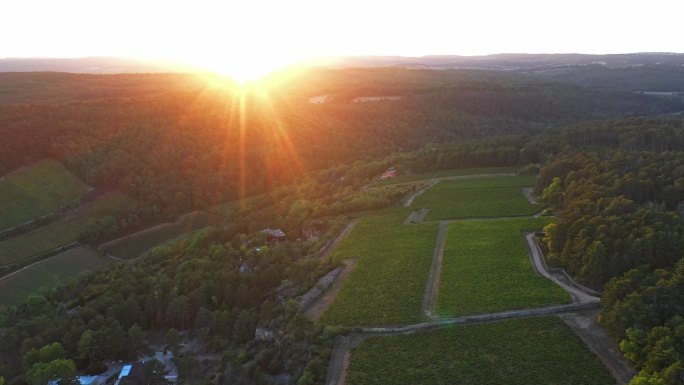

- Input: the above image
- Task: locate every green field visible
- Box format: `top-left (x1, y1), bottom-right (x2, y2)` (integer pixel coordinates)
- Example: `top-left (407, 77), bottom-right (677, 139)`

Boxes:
top-left (348, 316), bottom-right (615, 385)
top-left (437, 217), bottom-right (569, 316)
top-left (103, 211), bottom-right (224, 259)
top-left (413, 175), bottom-right (539, 220)
top-left (0, 160), bottom-right (91, 230)
top-left (0, 247), bottom-right (111, 305)
top-left (371, 166), bottom-right (520, 186)
top-left (0, 193), bottom-right (137, 267)
top-left (320, 209), bottom-right (437, 325)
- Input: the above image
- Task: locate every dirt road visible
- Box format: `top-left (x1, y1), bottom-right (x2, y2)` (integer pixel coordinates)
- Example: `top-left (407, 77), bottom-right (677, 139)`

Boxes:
top-left (422, 221), bottom-right (447, 318)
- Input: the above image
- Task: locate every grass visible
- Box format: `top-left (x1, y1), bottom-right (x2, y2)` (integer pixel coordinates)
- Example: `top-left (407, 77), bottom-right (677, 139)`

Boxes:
top-left (347, 316), bottom-right (615, 385)
top-left (371, 166), bottom-right (520, 186)
top-left (103, 211), bottom-right (224, 259)
top-left (0, 159), bottom-right (91, 230)
top-left (0, 246), bottom-right (111, 305)
top-left (0, 193), bottom-right (137, 267)
top-left (437, 217), bottom-right (570, 316)
top-left (320, 209), bottom-right (438, 325)
top-left (413, 175), bottom-right (540, 220)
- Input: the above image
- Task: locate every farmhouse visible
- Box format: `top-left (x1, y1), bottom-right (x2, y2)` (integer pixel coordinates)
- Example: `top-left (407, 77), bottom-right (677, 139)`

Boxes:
top-left (261, 227), bottom-right (286, 243)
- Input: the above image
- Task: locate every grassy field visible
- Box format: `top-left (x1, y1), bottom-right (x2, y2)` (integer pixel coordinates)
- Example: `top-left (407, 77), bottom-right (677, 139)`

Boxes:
top-left (0, 193), bottom-right (137, 267)
top-left (437, 217), bottom-right (569, 316)
top-left (103, 211), bottom-right (224, 259)
top-left (413, 175), bottom-right (539, 220)
top-left (371, 166), bottom-right (520, 186)
top-left (348, 316), bottom-right (615, 385)
top-left (320, 209), bottom-right (438, 325)
top-left (0, 247), bottom-right (111, 305)
top-left (0, 159), bottom-right (91, 230)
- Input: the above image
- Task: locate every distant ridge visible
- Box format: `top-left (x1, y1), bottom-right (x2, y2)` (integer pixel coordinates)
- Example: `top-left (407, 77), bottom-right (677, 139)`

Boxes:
top-left (0, 57), bottom-right (201, 74)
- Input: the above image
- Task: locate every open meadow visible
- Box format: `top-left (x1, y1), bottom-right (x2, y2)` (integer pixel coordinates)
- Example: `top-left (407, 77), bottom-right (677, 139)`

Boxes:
top-left (320, 209), bottom-right (438, 325)
top-left (347, 316), bottom-right (615, 385)
top-left (0, 159), bottom-right (90, 230)
top-left (437, 217), bottom-right (570, 316)
top-left (413, 175), bottom-right (539, 220)
top-left (0, 246), bottom-right (111, 305)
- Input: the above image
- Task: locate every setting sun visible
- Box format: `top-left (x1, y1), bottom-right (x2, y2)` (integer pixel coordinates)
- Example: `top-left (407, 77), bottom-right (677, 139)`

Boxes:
top-left (189, 53), bottom-right (296, 83)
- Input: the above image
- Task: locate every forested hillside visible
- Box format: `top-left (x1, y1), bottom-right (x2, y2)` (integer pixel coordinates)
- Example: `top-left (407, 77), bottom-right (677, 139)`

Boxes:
top-left (532, 118), bottom-right (684, 384)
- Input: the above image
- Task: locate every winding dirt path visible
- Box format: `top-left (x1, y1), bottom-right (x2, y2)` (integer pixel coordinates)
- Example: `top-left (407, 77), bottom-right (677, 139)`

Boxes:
top-left (422, 221), bottom-right (447, 318)
top-left (525, 233), bottom-right (600, 304)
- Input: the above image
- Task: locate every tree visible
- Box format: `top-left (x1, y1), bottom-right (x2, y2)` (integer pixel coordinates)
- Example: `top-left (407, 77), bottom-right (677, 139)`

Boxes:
top-left (39, 342), bottom-right (67, 364)
top-left (77, 330), bottom-right (97, 365)
top-left (25, 359), bottom-right (77, 385)
top-left (165, 329), bottom-right (180, 355)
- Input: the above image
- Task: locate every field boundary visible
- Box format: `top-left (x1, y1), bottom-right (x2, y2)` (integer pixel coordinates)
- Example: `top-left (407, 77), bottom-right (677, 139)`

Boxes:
top-left (0, 188), bottom-right (96, 240)
top-left (98, 210), bottom-right (222, 259)
top-left (0, 241), bottom-right (80, 279)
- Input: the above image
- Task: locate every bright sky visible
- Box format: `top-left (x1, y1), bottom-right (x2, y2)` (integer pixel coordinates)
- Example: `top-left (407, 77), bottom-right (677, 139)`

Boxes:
top-left (3, 0), bottom-right (683, 78)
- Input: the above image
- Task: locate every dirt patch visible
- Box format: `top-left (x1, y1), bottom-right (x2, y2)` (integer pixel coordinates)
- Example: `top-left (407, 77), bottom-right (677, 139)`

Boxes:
top-left (560, 310), bottom-right (636, 385)
top-left (305, 259), bottom-right (357, 321)
top-left (403, 207), bottom-right (429, 224)
top-left (523, 187), bottom-right (541, 205)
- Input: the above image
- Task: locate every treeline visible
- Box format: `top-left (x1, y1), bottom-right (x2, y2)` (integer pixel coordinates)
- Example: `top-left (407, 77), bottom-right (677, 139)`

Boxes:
top-left (535, 117), bottom-right (684, 384)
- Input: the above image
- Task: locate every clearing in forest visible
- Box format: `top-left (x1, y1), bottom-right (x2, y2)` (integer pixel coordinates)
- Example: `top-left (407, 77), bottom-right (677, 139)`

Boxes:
top-left (347, 316), bottom-right (615, 385)
top-left (0, 246), bottom-right (111, 305)
top-left (436, 217), bottom-right (570, 316)
top-left (0, 192), bottom-right (137, 267)
top-left (413, 175), bottom-right (539, 220)
top-left (101, 211), bottom-right (224, 259)
top-left (0, 159), bottom-right (91, 230)
top-left (320, 209), bottom-right (438, 325)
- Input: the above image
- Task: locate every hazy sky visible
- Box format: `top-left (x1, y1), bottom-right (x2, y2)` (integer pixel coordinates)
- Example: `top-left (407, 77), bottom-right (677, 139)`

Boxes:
top-left (3, 0), bottom-right (683, 73)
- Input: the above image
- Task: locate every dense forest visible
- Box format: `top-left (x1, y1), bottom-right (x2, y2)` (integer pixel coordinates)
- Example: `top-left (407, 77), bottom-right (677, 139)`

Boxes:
top-left (533, 118), bottom-right (684, 384)
top-left (2, 69), bottom-right (684, 385)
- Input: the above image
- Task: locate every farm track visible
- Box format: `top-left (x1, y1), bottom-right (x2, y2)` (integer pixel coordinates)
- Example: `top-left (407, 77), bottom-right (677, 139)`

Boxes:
top-left (422, 221), bottom-right (447, 318)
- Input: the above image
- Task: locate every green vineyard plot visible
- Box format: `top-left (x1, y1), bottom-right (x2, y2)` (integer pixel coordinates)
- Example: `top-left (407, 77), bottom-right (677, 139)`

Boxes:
top-left (348, 317), bottom-right (615, 385)
top-left (0, 193), bottom-right (137, 266)
top-left (0, 159), bottom-right (91, 230)
top-left (0, 246), bottom-right (111, 305)
top-left (437, 217), bottom-right (570, 316)
top-left (413, 175), bottom-right (539, 220)
top-left (320, 210), bottom-right (438, 325)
